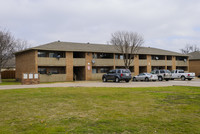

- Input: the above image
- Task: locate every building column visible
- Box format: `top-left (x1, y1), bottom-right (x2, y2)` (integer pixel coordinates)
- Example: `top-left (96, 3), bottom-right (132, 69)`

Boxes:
top-left (147, 55), bottom-right (151, 73)
top-left (165, 56), bottom-right (167, 70)
top-left (85, 52), bottom-right (92, 80)
top-left (134, 55), bottom-right (139, 76)
top-left (66, 52), bottom-right (73, 81)
top-left (172, 56), bottom-right (176, 70)
top-left (113, 53), bottom-right (116, 69)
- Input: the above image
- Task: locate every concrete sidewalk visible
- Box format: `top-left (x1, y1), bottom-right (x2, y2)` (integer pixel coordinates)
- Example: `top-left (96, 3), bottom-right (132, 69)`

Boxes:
top-left (0, 79), bottom-right (200, 90)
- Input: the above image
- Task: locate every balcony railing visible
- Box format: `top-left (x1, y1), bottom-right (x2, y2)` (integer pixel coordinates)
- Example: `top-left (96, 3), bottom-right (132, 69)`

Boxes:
top-left (151, 60), bottom-right (166, 66)
top-left (115, 59), bottom-right (134, 66)
top-left (73, 58), bottom-right (85, 66)
top-left (38, 57), bottom-right (66, 66)
top-left (139, 60), bottom-right (147, 66)
top-left (40, 74), bottom-right (66, 82)
top-left (92, 59), bottom-right (114, 66)
top-left (176, 61), bottom-right (188, 66)
top-left (166, 60), bottom-right (172, 66)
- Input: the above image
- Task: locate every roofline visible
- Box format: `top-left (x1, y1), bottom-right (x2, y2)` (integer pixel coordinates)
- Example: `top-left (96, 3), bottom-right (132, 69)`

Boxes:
top-left (14, 41), bottom-right (189, 57)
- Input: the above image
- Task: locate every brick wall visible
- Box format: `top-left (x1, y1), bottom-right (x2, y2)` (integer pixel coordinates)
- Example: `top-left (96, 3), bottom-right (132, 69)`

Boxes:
top-left (66, 52), bottom-right (73, 81)
top-left (134, 55), bottom-right (139, 75)
top-left (189, 60), bottom-right (200, 76)
top-left (15, 50), bottom-right (38, 81)
top-left (85, 52), bottom-right (92, 80)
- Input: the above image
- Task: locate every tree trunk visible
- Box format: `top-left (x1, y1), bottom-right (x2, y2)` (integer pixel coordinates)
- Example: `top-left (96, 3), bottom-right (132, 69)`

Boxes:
top-left (0, 70), bottom-right (2, 83)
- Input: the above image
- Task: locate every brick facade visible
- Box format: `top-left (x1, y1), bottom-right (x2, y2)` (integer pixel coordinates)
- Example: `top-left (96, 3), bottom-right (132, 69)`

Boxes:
top-left (15, 49), bottom-right (188, 82)
top-left (66, 52), bottom-right (73, 81)
top-left (16, 50), bottom-right (38, 81)
top-left (189, 60), bottom-right (200, 76)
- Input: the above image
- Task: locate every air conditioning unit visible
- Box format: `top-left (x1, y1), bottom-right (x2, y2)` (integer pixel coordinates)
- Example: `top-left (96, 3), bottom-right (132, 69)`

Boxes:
top-left (184, 59), bottom-right (187, 62)
top-left (155, 57), bottom-right (159, 60)
top-left (92, 59), bottom-right (95, 64)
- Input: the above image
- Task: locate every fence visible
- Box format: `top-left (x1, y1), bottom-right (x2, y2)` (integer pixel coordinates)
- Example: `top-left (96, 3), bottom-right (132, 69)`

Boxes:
top-left (1, 70), bottom-right (15, 79)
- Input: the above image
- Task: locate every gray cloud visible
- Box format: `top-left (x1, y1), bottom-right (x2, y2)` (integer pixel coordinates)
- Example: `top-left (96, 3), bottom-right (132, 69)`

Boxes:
top-left (0, 0), bottom-right (200, 52)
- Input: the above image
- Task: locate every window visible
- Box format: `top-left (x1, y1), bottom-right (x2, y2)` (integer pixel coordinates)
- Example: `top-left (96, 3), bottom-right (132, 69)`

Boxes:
top-left (92, 68), bottom-right (97, 74)
top-left (167, 56), bottom-right (172, 60)
top-left (97, 53), bottom-right (113, 59)
top-left (38, 67), bottom-right (65, 74)
top-left (160, 70), bottom-right (165, 73)
top-left (179, 70), bottom-right (184, 73)
top-left (139, 55), bottom-right (147, 59)
top-left (38, 51), bottom-right (65, 58)
top-left (48, 68), bottom-right (59, 74)
top-left (38, 68), bottom-right (46, 74)
top-left (152, 55), bottom-right (165, 60)
top-left (122, 70), bottom-right (130, 73)
top-left (100, 68), bottom-right (110, 73)
top-left (120, 55), bottom-right (124, 59)
top-left (92, 53), bottom-right (97, 59)
top-left (38, 51), bottom-right (47, 57)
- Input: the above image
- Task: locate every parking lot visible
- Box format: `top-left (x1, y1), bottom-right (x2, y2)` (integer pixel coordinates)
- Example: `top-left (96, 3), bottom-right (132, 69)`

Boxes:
top-left (0, 78), bottom-right (200, 90)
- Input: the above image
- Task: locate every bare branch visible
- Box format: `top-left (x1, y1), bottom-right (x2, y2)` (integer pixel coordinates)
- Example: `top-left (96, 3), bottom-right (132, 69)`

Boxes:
top-left (110, 31), bottom-right (144, 69)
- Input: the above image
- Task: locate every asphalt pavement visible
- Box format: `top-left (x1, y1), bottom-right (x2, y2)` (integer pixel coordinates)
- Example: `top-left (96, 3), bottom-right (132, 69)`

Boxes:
top-left (0, 78), bottom-right (200, 90)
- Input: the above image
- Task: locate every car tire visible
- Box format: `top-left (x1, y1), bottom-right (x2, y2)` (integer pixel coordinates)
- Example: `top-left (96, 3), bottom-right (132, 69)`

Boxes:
top-left (103, 77), bottom-right (107, 82)
top-left (158, 76), bottom-right (163, 81)
top-left (165, 79), bottom-right (169, 81)
top-left (115, 77), bottom-right (120, 83)
top-left (133, 77), bottom-right (137, 81)
top-left (125, 80), bottom-right (130, 83)
top-left (152, 80), bottom-right (156, 82)
top-left (188, 78), bottom-right (192, 81)
top-left (145, 77), bottom-right (149, 82)
top-left (181, 76), bottom-right (186, 81)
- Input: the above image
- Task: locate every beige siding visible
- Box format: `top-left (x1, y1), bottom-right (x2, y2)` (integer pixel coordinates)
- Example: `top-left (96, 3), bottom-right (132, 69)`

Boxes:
top-left (176, 61), bottom-right (188, 66)
top-left (139, 60), bottom-right (147, 66)
top-left (38, 57), bottom-right (66, 66)
top-left (73, 58), bottom-right (86, 66)
top-left (92, 59), bottom-right (114, 66)
top-left (151, 60), bottom-right (166, 66)
top-left (40, 74), bottom-right (66, 82)
top-left (92, 73), bottom-right (105, 80)
top-left (115, 59), bottom-right (134, 66)
top-left (166, 60), bottom-right (172, 66)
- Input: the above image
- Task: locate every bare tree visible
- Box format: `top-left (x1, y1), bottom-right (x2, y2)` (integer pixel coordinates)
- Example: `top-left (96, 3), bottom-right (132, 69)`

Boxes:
top-left (110, 31), bottom-right (144, 69)
top-left (15, 39), bottom-right (30, 52)
top-left (0, 29), bottom-right (29, 83)
top-left (180, 44), bottom-right (200, 54)
top-left (0, 30), bottom-right (16, 83)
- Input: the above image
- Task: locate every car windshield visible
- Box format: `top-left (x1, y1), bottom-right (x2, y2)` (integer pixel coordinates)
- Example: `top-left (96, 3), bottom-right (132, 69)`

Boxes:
top-left (151, 71), bottom-right (155, 74)
top-left (165, 70), bottom-right (171, 73)
top-left (122, 69), bottom-right (130, 73)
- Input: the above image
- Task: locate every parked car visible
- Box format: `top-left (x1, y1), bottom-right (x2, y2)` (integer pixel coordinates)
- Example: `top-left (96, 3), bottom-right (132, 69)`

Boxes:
top-left (102, 69), bottom-right (132, 83)
top-left (151, 69), bottom-right (171, 81)
top-left (133, 73), bottom-right (158, 82)
top-left (171, 69), bottom-right (195, 81)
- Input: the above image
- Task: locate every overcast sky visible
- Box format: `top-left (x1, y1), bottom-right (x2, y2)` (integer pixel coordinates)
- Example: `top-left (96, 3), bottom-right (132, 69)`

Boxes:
top-left (1, 0), bottom-right (200, 52)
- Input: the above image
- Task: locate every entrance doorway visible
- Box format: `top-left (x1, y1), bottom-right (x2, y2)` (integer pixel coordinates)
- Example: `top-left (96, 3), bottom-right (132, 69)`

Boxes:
top-left (73, 67), bottom-right (85, 81)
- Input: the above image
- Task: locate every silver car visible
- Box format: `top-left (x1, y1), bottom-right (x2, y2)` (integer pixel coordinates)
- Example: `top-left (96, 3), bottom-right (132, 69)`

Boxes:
top-left (133, 73), bottom-right (158, 82)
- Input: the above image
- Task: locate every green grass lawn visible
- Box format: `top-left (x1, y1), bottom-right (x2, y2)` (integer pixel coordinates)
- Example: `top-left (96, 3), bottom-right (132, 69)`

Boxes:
top-left (0, 86), bottom-right (200, 134)
top-left (0, 79), bottom-right (20, 85)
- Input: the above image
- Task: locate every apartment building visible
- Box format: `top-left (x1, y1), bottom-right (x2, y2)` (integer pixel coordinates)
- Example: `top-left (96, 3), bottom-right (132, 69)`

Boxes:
top-left (15, 41), bottom-right (189, 82)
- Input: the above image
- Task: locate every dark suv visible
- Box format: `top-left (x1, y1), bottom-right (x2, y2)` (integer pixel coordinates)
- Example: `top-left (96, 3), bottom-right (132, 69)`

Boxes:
top-left (102, 69), bottom-right (132, 83)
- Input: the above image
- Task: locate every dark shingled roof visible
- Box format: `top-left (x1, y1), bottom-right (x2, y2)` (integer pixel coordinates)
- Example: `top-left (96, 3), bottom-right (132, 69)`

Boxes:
top-left (16, 41), bottom-right (187, 56)
top-left (188, 51), bottom-right (200, 60)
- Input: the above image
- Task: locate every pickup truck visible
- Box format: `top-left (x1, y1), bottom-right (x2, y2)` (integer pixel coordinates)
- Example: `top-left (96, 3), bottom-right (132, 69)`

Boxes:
top-left (171, 69), bottom-right (195, 81)
top-left (151, 69), bottom-right (171, 81)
